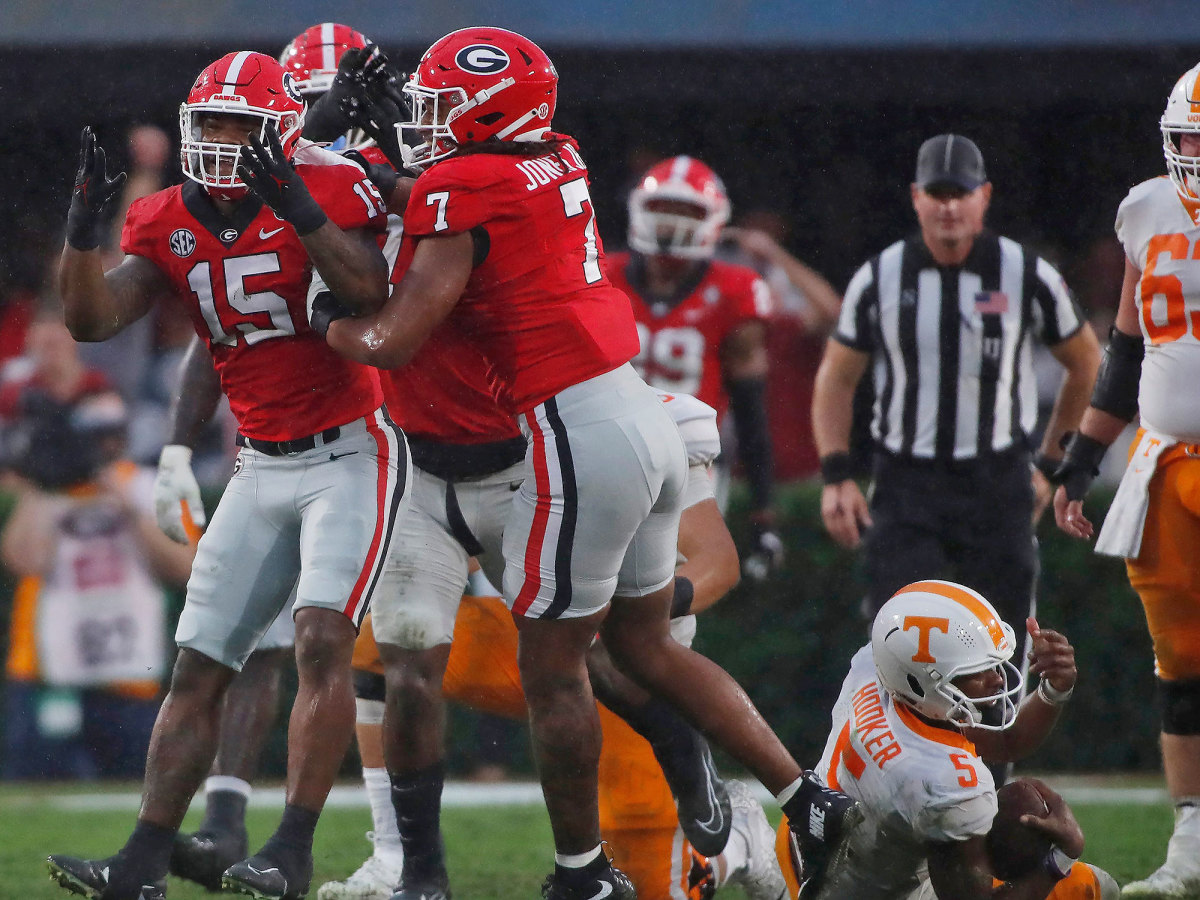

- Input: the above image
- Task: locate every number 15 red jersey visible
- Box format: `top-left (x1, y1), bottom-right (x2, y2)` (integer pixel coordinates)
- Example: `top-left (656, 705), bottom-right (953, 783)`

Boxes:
top-left (121, 146), bottom-right (387, 441)
top-left (402, 134), bottom-right (639, 414)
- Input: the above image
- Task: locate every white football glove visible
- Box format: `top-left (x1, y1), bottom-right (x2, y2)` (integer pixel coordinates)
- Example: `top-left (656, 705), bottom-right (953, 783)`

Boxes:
top-left (154, 444), bottom-right (205, 543)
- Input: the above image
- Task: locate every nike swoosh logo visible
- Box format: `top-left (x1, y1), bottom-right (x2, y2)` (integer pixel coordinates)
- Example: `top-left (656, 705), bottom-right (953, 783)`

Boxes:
top-left (694, 746), bottom-right (726, 833)
top-left (259, 226), bottom-right (285, 239)
top-left (586, 884), bottom-right (613, 900)
top-left (245, 865), bottom-right (279, 877)
top-left (329, 451), bottom-right (358, 461)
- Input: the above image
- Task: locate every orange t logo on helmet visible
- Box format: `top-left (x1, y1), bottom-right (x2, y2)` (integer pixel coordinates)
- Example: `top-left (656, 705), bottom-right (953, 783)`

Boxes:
top-left (902, 615), bottom-right (950, 663)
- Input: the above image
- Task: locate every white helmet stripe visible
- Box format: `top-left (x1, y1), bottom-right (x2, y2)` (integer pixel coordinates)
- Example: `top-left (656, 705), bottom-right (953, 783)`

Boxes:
top-left (321, 22), bottom-right (336, 72)
top-left (221, 51), bottom-right (253, 92)
top-left (669, 154), bottom-right (693, 183)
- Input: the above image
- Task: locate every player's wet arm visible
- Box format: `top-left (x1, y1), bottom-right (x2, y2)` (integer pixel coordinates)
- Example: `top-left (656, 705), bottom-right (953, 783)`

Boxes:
top-left (301, 224), bottom-right (389, 315)
top-left (674, 498), bottom-right (740, 615)
top-left (326, 231), bottom-right (474, 369)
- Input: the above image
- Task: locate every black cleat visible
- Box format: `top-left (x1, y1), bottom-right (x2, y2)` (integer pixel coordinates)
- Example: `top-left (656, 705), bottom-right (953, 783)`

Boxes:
top-left (222, 851), bottom-right (313, 900)
top-left (660, 735), bottom-right (733, 858)
top-left (169, 828), bottom-right (247, 891)
top-left (46, 854), bottom-right (166, 899)
top-left (783, 771), bottom-right (864, 897)
top-left (540, 863), bottom-right (636, 900)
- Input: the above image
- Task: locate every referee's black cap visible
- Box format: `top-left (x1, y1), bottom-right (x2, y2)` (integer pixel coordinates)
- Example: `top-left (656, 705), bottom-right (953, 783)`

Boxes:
top-left (915, 134), bottom-right (987, 191)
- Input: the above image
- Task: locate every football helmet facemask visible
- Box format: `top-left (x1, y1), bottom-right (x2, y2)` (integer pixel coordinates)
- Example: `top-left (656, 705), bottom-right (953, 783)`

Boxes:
top-left (628, 156), bottom-right (731, 259)
top-left (398, 26), bottom-right (558, 173)
top-left (871, 580), bottom-right (1023, 731)
top-left (1161, 63), bottom-right (1200, 202)
top-left (180, 51), bottom-right (305, 201)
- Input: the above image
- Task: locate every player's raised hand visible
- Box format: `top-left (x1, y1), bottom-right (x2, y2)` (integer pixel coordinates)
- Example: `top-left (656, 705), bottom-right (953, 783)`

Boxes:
top-left (154, 444), bottom-right (206, 544)
top-left (1026, 617), bottom-right (1077, 697)
top-left (236, 124), bottom-right (328, 236)
top-left (337, 51), bottom-right (408, 171)
top-left (66, 126), bottom-right (128, 250)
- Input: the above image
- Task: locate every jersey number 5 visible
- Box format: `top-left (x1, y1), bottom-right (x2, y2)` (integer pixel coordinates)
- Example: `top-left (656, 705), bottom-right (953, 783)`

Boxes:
top-left (949, 752), bottom-right (979, 788)
top-left (187, 253), bottom-right (295, 346)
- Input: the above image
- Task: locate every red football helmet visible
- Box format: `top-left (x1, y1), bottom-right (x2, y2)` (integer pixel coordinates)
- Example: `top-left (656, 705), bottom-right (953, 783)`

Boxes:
top-left (627, 156), bottom-right (731, 259)
top-left (399, 26), bottom-right (558, 172)
top-left (279, 22), bottom-right (370, 97)
top-left (179, 51), bottom-right (305, 200)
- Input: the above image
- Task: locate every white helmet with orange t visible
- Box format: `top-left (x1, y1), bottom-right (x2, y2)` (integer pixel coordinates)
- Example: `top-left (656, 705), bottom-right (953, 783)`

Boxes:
top-left (871, 580), bottom-right (1023, 731)
top-left (1161, 62), bottom-right (1200, 201)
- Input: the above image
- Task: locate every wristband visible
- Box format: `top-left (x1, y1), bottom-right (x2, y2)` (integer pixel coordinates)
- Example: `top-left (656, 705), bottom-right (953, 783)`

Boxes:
top-left (310, 292), bottom-right (353, 337)
top-left (1033, 452), bottom-right (1062, 483)
top-left (1042, 846), bottom-right (1077, 881)
top-left (670, 576), bottom-right (695, 619)
top-left (1037, 678), bottom-right (1074, 706)
top-left (820, 452), bottom-right (855, 485)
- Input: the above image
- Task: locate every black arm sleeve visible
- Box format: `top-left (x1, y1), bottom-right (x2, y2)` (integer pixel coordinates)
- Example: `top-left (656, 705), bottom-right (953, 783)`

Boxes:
top-left (302, 91), bottom-right (353, 143)
top-left (725, 375), bottom-right (774, 512)
top-left (1091, 326), bottom-right (1144, 422)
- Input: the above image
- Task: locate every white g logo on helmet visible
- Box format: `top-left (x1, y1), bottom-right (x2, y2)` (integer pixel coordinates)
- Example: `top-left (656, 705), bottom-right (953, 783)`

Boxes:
top-left (870, 580), bottom-right (1023, 731)
top-left (455, 44), bottom-right (510, 74)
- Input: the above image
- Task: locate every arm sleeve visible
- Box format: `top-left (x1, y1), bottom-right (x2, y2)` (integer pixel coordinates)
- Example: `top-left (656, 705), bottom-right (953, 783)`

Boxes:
top-left (726, 375), bottom-right (773, 512)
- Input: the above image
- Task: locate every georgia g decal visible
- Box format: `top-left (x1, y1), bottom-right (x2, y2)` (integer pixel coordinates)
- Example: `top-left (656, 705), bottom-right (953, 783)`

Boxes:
top-left (455, 44), bottom-right (509, 75)
top-left (281, 72), bottom-right (302, 104)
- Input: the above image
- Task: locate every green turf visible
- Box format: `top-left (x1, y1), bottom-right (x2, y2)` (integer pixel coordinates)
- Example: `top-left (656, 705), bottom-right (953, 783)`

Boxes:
top-left (0, 784), bottom-right (1178, 898)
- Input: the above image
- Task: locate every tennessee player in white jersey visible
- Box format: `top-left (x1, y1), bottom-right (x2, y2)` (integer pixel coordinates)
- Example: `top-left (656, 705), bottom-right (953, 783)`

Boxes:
top-left (774, 580), bottom-right (1117, 900)
top-left (1053, 61), bottom-right (1200, 898)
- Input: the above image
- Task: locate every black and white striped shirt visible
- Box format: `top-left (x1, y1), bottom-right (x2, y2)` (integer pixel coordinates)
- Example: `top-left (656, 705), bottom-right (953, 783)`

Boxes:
top-left (835, 230), bottom-right (1084, 461)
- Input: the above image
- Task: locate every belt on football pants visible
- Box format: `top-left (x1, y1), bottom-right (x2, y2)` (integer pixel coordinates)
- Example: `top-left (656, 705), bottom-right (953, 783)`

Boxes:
top-left (236, 426), bottom-right (341, 456)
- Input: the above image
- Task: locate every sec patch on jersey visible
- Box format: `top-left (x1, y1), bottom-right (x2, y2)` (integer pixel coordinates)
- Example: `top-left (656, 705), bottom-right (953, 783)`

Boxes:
top-left (985, 778), bottom-right (1054, 881)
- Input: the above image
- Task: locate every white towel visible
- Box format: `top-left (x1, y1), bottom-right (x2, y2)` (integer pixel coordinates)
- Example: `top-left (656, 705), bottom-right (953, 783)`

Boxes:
top-left (1094, 429), bottom-right (1174, 559)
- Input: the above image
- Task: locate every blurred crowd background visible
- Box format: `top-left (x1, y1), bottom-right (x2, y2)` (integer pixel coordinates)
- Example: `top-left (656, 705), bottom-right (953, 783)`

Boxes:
top-left (0, 0), bottom-right (1195, 782)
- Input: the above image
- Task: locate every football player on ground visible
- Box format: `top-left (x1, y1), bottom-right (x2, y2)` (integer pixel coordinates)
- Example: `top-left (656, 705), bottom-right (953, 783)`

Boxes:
top-left (321, 25), bottom-right (858, 900)
top-left (1052, 61), bottom-right (1200, 899)
top-left (323, 390), bottom-right (787, 900)
top-left (45, 50), bottom-right (409, 900)
top-left (774, 580), bottom-right (1117, 900)
top-left (609, 157), bottom-right (783, 580)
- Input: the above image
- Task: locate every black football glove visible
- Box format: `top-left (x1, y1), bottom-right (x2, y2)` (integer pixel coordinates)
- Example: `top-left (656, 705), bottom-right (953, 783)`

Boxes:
top-left (336, 46), bottom-right (409, 171)
top-left (742, 517), bottom-right (785, 582)
top-left (303, 44), bottom-right (379, 142)
top-left (66, 127), bottom-right (127, 250)
top-left (1053, 431), bottom-right (1109, 502)
top-left (309, 292), bottom-right (354, 337)
top-left (343, 149), bottom-right (399, 202)
top-left (236, 124), bottom-right (328, 236)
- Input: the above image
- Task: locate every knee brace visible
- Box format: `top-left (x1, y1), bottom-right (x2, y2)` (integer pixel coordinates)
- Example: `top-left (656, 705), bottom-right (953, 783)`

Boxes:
top-left (1161, 677), bottom-right (1200, 735)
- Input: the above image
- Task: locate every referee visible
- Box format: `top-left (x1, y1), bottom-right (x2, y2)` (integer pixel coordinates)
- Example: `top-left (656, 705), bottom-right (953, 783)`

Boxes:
top-left (811, 133), bottom-right (1101, 634)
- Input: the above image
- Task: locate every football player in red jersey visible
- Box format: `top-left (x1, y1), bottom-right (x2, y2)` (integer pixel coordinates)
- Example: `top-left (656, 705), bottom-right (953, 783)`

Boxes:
top-left (45, 51), bottom-right (410, 900)
top-left (610, 157), bottom-right (784, 580)
top-left (323, 25), bottom-right (860, 900)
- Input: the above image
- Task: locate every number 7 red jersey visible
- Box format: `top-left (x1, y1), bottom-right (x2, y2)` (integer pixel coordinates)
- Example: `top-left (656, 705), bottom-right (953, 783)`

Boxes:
top-left (402, 134), bottom-right (640, 414)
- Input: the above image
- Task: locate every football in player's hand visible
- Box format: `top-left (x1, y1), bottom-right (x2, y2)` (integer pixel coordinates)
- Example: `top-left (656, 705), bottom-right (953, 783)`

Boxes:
top-left (985, 779), bottom-right (1054, 881)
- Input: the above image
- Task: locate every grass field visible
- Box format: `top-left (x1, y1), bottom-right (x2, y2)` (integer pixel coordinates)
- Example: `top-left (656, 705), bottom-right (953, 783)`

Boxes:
top-left (0, 779), bottom-right (1178, 899)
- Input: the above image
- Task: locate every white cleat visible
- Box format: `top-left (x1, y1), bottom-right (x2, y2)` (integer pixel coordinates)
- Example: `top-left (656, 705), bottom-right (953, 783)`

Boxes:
top-left (1121, 864), bottom-right (1200, 899)
top-left (316, 852), bottom-right (405, 900)
top-left (723, 780), bottom-right (788, 900)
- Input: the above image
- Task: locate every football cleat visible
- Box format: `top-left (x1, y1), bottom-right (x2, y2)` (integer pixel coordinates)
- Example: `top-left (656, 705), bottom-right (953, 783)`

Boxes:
top-left (540, 862), bottom-right (636, 900)
top-left (46, 853), bottom-right (166, 899)
top-left (170, 827), bottom-right (248, 891)
top-left (1121, 863), bottom-right (1200, 898)
top-left (222, 851), bottom-right (313, 900)
top-left (783, 771), bottom-right (864, 897)
top-left (723, 781), bottom-right (788, 900)
top-left (317, 851), bottom-right (405, 900)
